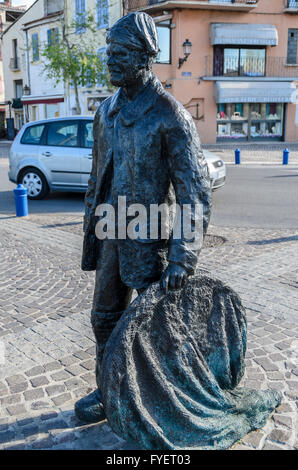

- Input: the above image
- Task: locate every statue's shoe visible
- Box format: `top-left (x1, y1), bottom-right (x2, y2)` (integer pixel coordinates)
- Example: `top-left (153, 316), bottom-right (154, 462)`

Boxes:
top-left (74, 389), bottom-right (106, 424)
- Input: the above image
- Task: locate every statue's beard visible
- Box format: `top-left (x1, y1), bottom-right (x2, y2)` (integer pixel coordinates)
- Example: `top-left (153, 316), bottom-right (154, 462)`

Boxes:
top-left (109, 65), bottom-right (146, 88)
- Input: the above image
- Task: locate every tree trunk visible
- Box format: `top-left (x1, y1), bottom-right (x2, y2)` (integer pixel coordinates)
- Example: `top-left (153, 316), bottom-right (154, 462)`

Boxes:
top-left (73, 78), bottom-right (81, 115)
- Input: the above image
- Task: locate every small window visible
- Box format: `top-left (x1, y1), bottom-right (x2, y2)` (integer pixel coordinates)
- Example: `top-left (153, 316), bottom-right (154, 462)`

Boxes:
top-left (82, 120), bottom-right (93, 148)
top-left (47, 27), bottom-right (59, 45)
top-left (75, 0), bottom-right (86, 34)
top-left (96, 0), bottom-right (109, 29)
top-left (46, 121), bottom-right (79, 147)
top-left (156, 20), bottom-right (171, 64)
top-left (21, 124), bottom-right (45, 145)
top-left (32, 33), bottom-right (39, 62)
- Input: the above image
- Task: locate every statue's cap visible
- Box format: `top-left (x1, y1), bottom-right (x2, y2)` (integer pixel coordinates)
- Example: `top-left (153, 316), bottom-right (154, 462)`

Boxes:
top-left (106, 12), bottom-right (159, 57)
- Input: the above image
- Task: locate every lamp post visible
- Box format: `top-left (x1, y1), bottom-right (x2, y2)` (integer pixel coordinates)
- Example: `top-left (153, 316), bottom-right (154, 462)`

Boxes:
top-left (178, 39), bottom-right (192, 69)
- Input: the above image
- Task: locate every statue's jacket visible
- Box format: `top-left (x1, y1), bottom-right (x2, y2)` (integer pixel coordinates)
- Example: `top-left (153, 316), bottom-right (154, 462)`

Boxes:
top-left (82, 74), bottom-right (211, 288)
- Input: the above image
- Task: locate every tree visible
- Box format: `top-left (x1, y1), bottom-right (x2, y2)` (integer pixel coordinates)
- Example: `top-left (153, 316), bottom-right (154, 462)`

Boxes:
top-left (40, 11), bottom-right (110, 115)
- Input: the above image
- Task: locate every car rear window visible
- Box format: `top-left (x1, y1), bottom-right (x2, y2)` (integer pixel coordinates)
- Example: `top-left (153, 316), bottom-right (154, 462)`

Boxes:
top-left (46, 121), bottom-right (79, 147)
top-left (21, 124), bottom-right (45, 145)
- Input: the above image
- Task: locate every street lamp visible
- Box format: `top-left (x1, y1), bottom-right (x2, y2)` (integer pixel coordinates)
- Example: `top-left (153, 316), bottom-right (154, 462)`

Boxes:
top-left (178, 39), bottom-right (192, 69)
top-left (23, 85), bottom-right (30, 95)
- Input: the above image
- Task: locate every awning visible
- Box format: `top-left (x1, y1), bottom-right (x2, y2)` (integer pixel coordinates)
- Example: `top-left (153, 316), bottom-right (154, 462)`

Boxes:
top-left (210, 23), bottom-right (278, 46)
top-left (21, 96), bottom-right (64, 105)
top-left (214, 81), bottom-right (297, 103)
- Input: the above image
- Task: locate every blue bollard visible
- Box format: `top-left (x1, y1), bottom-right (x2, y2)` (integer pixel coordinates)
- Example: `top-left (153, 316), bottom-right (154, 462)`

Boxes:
top-left (14, 184), bottom-right (28, 217)
top-left (235, 148), bottom-right (241, 165)
top-left (283, 148), bottom-right (289, 165)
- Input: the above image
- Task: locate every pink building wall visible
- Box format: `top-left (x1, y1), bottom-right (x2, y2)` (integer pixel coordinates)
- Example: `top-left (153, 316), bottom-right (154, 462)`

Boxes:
top-left (151, 0), bottom-right (298, 143)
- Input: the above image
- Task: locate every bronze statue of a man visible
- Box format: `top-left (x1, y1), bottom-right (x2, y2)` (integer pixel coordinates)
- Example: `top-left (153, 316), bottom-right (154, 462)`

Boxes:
top-left (75, 12), bottom-right (211, 423)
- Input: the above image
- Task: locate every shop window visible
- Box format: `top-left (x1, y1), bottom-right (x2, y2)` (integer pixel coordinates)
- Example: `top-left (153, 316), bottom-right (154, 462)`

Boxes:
top-left (214, 46), bottom-right (266, 77)
top-left (32, 33), bottom-right (39, 62)
top-left (156, 20), bottom-right (171, 64)
top-left (216, 102), bottom-right (284, 141)
top-left (96, 0), bottom-right (109, 29)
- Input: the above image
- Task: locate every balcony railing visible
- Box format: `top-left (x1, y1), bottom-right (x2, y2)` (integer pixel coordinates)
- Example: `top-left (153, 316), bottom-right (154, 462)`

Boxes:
top-left (126, 0), bottom-right (259, 12)
top-left (205, 56), bottom-right (298, 78)
top-left (9, 57), bottom-right (20, 71)
top-left (284, 0), bottom-right (298, 10)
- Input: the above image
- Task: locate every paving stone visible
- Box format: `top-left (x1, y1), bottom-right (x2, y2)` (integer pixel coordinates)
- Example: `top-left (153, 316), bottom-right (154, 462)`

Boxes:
top-left (40, 411), bottom-right (59, 421)
top-left (10, 382), bottom-right (28, 394)
top-left (5, 375), bottom-right (26, 387)
top-left (1, 394), bottom-right (22, 405)
top-left (276, 402), bottom-right (293, 414)
top-left (0, 431), bottom-right (16, 444)
top-left (43, 362), bottom-right (62, 372)
top-left (30, 376), bottom-right (49, 388)
top-left (79, 360), bottom-right (95, 371)
top-left (6, 404), bottom-right (27, 416)
top-left (273, 414), bottom-right (292, 429)
top-left (266, 372), bottom-right (284, 381)
top-left (253, 357), bottom-right (279, 372)
top-left (242, 430), bottom-right (264, 448)
top-left (51, 393), bottom-right (72, 406)
top-left (21, 425), bottom-right (39, 437)
top-left (25, 366), bottom-right (45, 377)
top-left (59, 356), bottom-right (78, 367)
top-left (263, 442), bottom-right (285, 450)
top-left (31, 436), bottom-right (54, 449)
top-left (50, 370), bottom-right (72, 382)
top-left (54, 431), bottom-right (77, 444)
top-left (30, 401), bottom-right (51, 411)
top-left (73, 351), bottom-right (90, 361)
top-left (23, 388), bottom-right (44, 401)
top-left (45, 384), bottom-right (66, 397)
top-left (17, 417), bottom-right (34, 427)
top-left (268, 429), bottom-right (291, 444)
top-left (286, 381), bottom-right (298, 391)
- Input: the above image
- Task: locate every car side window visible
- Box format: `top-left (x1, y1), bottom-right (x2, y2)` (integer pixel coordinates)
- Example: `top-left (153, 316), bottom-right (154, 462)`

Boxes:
top-left (82, 121), bottom-right (94, 149)
top-left (46, 121), bottom-right (79, 147)
top-left (21, 124), bottom-right (45, 145)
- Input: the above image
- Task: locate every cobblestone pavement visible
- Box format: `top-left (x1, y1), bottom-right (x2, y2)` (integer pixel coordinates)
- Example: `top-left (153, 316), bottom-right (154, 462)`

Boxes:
top-left (0, 214), bottom-right (297, 450)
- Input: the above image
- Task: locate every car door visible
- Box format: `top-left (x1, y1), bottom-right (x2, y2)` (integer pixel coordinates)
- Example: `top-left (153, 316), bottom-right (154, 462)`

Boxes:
top-left (38, 119), bottom-right (82, 189)
top-left (79, 119), bottom-right (94, 187)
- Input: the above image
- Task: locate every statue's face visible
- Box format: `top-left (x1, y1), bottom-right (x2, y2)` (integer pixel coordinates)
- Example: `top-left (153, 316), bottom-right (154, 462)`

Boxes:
top-left (106, 41), bottom-right (147, 87)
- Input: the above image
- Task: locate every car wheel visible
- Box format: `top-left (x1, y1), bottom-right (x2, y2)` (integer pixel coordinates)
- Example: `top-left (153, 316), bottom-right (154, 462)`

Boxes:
top-left (19, 167), bottom-right (49, 200)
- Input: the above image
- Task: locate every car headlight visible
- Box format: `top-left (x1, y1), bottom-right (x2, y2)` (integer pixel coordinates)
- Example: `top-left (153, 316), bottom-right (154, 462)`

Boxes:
top-left (212, 160), bottom-right (224, 168)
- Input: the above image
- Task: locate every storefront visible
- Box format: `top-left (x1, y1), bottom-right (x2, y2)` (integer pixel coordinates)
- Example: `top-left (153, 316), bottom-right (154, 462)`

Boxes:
top-left (215, 81), bottom-right (296, 142)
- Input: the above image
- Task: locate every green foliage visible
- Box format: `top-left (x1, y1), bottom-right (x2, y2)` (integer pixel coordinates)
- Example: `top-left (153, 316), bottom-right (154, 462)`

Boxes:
top-left (40, 12), bottom-right (110, 113)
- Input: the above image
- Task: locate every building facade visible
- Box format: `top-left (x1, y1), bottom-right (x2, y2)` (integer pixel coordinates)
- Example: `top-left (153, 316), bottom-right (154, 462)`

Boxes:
top-left (126, 0), bottom-right (298, 144)
top-left (0, 1), bottom-right (24, 135)
top-left (1, 0), bottom-right (123, 132)
top-left (1, 0), bottom-right (65, 130)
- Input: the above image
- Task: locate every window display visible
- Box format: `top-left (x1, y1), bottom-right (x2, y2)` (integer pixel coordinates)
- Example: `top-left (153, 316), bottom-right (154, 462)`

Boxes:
top-left (216, 102), bottom-right (284, 141)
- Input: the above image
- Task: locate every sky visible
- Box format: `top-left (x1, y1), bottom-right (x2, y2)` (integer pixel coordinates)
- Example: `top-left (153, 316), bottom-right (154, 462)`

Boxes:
top-left (11, 0), bottom-right (35, 8)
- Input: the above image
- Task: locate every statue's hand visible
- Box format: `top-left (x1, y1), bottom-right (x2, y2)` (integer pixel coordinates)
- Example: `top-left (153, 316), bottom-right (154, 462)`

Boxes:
top-left (160, 263), bottom-right (188, 294)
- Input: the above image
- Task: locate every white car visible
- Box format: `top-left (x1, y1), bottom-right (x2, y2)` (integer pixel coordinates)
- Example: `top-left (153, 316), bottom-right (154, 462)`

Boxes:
top-left (9, 117), bottom-right (226, 199)
top-left (203, 149), bottom-right (226, 191)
